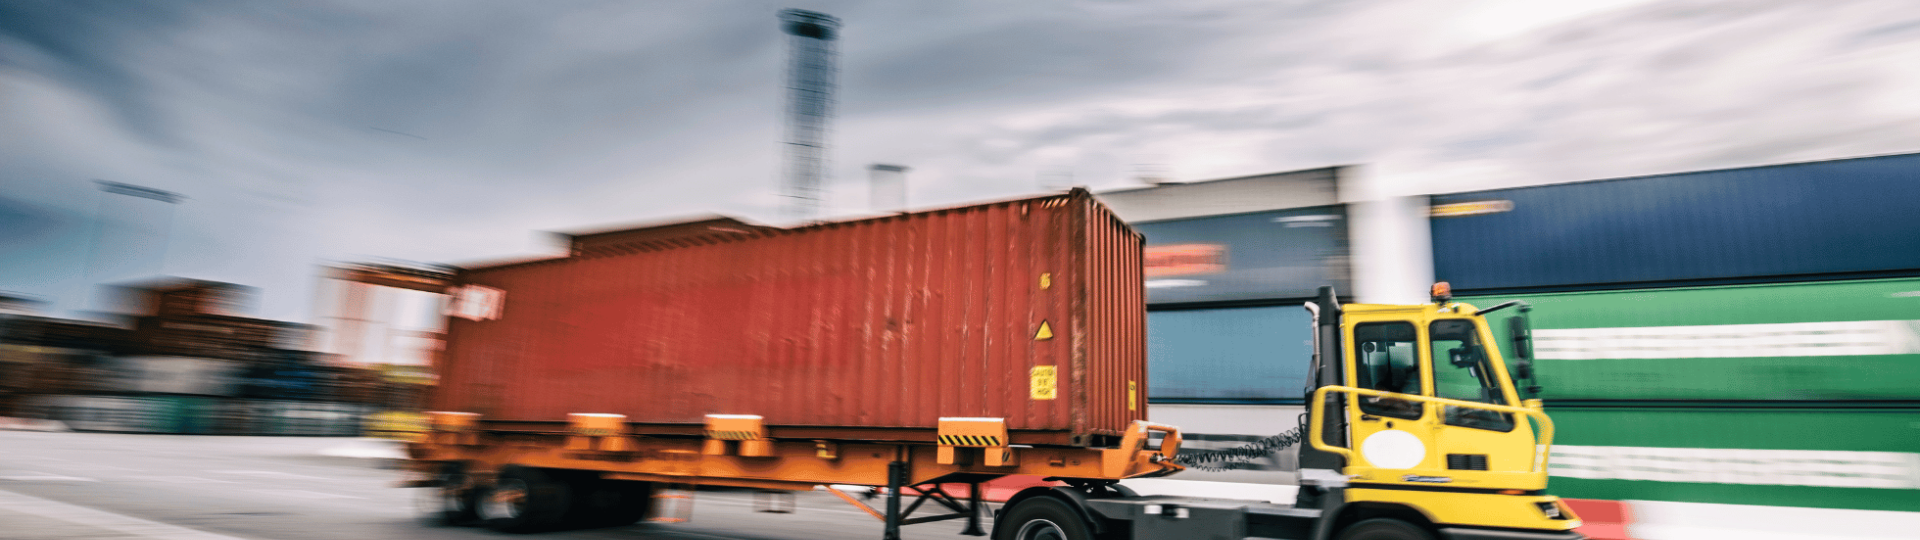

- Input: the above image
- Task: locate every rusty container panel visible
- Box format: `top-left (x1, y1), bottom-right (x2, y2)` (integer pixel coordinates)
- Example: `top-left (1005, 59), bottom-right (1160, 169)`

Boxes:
top-left (433, 189), bottom-right (1147, 442)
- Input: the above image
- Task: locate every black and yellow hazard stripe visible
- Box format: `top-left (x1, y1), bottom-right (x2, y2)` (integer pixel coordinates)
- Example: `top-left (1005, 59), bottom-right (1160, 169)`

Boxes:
top-left (937, 435), bottom-right (1004, 447)
top-left (574, 427), bottom-right (621, 437)
top-left (706, 430), bottom-right (762, 440)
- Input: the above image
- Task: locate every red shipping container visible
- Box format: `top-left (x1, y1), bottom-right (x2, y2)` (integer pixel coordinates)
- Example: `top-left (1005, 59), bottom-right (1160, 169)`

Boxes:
top-left (433, 189), bottom-right (1146, 445)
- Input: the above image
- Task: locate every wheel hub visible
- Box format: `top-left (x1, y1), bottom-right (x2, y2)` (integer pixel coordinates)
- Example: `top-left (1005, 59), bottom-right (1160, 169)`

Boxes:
top-left (1016, 518), bottom-right (1068, 540)
top-left (480, 479), bottom-right (529, 521)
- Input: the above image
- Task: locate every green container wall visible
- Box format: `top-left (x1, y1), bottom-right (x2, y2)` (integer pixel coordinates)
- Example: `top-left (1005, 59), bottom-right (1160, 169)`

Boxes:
top-left (1546, 407), bottom-right (1920, 512)
top-left (1462, 277), bottom-right (1920, 401)
top-left (49, 396), bottom-right (173, 433)
top-left (173, 397), bottom-right (223, 434)
top-left (28, 395), bottom-right (369, 435)
top-left (1461, 279), bottom-right (1920, 511)
top-left (148, 396), bottom-right (191, 434)
top-left (261, 401), bottom-right (365, 436)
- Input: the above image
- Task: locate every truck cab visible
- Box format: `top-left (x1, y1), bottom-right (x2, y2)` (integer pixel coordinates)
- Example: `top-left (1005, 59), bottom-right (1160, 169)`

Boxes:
top-left (994, 285), bottom-right (1585, 540)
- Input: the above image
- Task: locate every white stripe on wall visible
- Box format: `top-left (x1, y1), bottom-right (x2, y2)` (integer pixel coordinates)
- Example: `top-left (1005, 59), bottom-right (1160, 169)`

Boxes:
top-left (1533, 320), bottom-right (1920, 360)
top-left (1550, 445), bottom-right (1920, 489)
top-left (1627, 500), bottom-right (1920, 540)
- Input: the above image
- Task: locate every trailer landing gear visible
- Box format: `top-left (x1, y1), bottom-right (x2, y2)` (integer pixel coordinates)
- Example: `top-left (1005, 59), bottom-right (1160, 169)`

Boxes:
top-left (822, 462), bottom-right (993, 540)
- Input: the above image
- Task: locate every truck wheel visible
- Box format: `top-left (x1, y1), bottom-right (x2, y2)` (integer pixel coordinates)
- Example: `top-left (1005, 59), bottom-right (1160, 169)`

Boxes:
top-left (415, 464), bottom-right (479, 526)
top-left (479, 466), bottom-right (571, 533)
top-left (1336, 518), bottom-right (1435, 540)
top-left (563, 477), bottom-right (653, 527)
top-left (997, 497), bottom-right (1093, 540)
top-left (598, 480), bottom-right (654, 526)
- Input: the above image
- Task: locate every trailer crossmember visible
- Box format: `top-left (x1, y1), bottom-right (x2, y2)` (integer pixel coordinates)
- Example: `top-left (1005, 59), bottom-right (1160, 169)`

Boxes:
top-left (822, 461), bottom-right (989, 539)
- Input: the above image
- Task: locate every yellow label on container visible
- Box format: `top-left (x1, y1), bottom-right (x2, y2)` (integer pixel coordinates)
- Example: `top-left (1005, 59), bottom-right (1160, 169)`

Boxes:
top-left (1040, 273), bottom-right (1052, 289)
top-left (1030, 366), bottom-right (1058, 400)
top-left (1034, 321), bottom-right (1054, 341)
top-left (1128, 381), bottom-right (1137, 411)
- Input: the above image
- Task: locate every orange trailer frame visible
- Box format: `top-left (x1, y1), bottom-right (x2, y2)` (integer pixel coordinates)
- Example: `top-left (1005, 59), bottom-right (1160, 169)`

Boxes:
top-left (406, 411), bottom-right (1184, 538)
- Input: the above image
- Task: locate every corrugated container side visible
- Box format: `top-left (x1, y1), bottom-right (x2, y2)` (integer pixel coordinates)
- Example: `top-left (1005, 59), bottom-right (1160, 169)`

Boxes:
top-left (433, 190), bottom-right (1146, 440)
top-left (1433, 153), bottom-right (1920, 293)
top-left (1079, 195), bottom-right (1150, 435)
top-left (1463, 277), bottom-right (1920, 401)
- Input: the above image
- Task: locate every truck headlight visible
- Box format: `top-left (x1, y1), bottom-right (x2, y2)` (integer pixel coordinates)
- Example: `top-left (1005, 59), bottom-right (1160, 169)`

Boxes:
top-left (1536, 501), bottom-right (1564, 519)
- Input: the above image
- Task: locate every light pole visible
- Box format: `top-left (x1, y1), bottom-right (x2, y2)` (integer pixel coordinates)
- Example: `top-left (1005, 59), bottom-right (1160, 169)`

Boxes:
top-left (83, 180), bottom-right (185, 316)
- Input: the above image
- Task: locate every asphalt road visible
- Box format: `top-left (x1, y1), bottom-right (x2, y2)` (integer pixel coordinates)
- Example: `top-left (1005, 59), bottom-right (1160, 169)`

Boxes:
top-left (0, 431), bottom-right (991, 540)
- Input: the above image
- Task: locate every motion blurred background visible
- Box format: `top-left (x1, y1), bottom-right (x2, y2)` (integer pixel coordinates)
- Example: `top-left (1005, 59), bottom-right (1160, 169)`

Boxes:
top-left (4, 1), bottom-right (1920, 539)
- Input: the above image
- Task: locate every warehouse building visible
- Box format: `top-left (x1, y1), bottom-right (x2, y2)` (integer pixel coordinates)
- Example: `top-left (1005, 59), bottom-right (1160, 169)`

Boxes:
top-left (1095, 167), bottom-right (1354, 485)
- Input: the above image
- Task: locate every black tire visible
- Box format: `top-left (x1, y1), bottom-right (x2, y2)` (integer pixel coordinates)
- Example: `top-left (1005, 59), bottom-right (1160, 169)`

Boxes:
top-left (1336, 518), bottom-right (1436, 540)
top-left (415, 463), bottom-right (479, 526)
top-left (995, 496), bottom-right (1093, 540)
top-left (562, 476), bottom-right (653, 528)
top-left (478, 466), bottom-right (572, 533)
top-left (598, 480), bottom-right (654, 526)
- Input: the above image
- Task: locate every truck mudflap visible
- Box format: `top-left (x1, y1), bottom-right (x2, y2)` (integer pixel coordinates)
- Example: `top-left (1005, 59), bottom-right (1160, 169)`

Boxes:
top-left (1438, 527), bottom-right (1588, 540)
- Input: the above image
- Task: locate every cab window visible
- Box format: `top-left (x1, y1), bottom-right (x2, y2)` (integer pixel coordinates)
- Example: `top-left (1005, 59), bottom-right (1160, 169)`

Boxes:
top-left (1429, 319), bottom-right (1515, 432)
top-left (1352, 322), bottom-right (1421, 420)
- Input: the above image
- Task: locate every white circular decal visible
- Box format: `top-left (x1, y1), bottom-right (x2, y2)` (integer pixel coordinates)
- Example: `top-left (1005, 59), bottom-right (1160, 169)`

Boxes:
top-left (1360, 429), bottom-right (1426, 469)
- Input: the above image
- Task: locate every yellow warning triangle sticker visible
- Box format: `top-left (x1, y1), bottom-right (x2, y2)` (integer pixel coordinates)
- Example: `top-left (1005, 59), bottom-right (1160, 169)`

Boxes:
top-left (1034, 321), bottom-right (1054, 341)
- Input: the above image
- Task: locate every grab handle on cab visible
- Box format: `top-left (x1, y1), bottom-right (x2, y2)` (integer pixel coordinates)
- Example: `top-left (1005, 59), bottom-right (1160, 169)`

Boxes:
top-left (1307, 386), bottom-right (1556, 472)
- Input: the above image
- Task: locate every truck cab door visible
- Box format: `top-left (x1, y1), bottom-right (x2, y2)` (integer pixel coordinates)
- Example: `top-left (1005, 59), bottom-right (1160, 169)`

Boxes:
top-left (1342, 315), bottom-right (1540, 489)
top-left (1423, 317), bottom-right (1540, 488)
top-left (1344, 321), bottom-right (1440, 475)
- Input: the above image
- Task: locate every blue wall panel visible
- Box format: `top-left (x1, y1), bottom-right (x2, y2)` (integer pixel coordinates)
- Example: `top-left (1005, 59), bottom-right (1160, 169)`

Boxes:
top-left (1432, 153), bottom-right (1920, 293)
top-left (1134, 206), bottom-right (1348, 304)
top-left (1147, 305), bottom-right (1309, 403)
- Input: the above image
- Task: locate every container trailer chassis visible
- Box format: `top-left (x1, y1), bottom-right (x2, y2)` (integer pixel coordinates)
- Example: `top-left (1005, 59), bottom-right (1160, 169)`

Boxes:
top-left (404, 411), bottom-right (1186, 538)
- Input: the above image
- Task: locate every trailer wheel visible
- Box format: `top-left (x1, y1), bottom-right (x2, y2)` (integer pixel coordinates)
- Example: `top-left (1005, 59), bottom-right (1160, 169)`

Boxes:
top-left (997, 497), bottom-right (1093, 540)
top-left (598, 480), bottom-right (654, 526)
top-left (479, 466), bottom-right (571, 533)
top-left (563, 477), bottom-right (653, 527)
top-left (415, 463), bottom-right (479, 526)
top-left (1336, 518), bottom-right (1435, 540)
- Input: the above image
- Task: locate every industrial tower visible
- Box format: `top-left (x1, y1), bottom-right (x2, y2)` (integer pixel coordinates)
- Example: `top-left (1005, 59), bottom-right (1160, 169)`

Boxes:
top-left (779, 9), bottom-right (839, 223)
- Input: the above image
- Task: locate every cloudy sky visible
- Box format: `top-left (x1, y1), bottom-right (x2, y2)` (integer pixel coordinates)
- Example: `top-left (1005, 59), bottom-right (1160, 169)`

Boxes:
top-left (5, 0), bottom-right (1920, 323)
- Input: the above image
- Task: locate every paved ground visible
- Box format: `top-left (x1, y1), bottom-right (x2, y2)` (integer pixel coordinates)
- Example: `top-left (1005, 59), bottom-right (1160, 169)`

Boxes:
top-left (0, 431), bottom-right (990, 540)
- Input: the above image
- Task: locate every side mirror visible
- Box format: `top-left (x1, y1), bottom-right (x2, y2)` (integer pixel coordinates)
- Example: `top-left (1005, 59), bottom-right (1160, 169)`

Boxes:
top-left (1507, 314), bottom-right (1533, 361)
top-left (1507, 307), bottom-right (1542, 398)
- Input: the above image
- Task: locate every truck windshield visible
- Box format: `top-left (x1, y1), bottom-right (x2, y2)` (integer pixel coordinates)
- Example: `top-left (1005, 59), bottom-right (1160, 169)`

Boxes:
top-left (1429, 319), bottom-right (1515, 432)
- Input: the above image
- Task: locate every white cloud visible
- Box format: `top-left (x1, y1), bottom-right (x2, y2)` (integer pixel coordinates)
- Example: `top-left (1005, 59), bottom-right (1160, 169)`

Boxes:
top-left (5, 0), bottom-right (1920, 321)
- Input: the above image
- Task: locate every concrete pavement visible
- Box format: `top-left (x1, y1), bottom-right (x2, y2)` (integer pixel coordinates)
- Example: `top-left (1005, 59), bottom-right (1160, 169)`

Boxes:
top-left (0, 431), bottom-right (986, 540)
